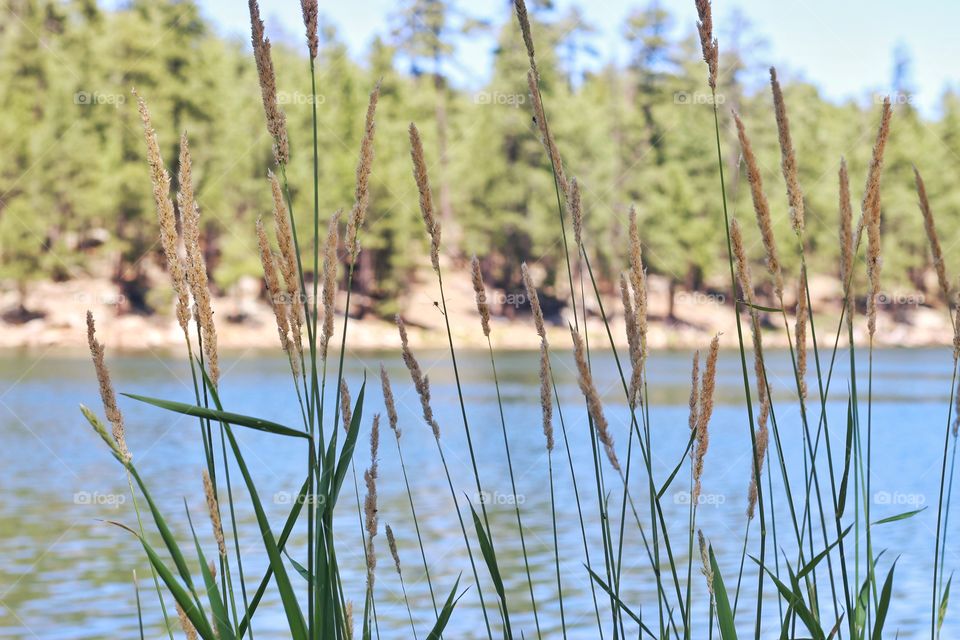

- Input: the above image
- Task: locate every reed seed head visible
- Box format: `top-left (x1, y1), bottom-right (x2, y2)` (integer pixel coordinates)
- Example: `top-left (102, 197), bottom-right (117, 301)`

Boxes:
top-left (730, 218), bottom-right (754, 305)
top-left (695, 0), bottom-right (718, 90)
top-left (248, 0), bottom-right (289, 164)
top-left (471, 255), bottom-right (491, 337)
top-left (86, 311), bottom-right (130, 463)
top-left (300, 0), bottom-right (318, 59)
top-left (202, 469), bottom-right (226, 557)
top-left (514, 0), bottom-right (537, 74)
top-left (408, 123), bottom-right (442, 272)
top-left (397, 315), bottom-right (441, 439)
top-left (863, 98), bottom-right (892, 338)
top-left (256, 218), bottom-right (293, 360)
top-left (178, 134), bottom-right (219, 386)
top-left (839, 158), bottom-right (854, 289)
top-left (770, 67), bottom-right (804, 235)
top-left (795, 274), bottom-right (808, 401)
top-left (527, 70), bottom-right (568, 195)
top-left (747, 420), bottom-right (770, 520)
top-left (688, 350), bottom-right (701, 437)
top-left (627, 207), bottom-right (649, 393)
top-left (521, 262), bottom-right (547, 340)
top-left (320, 210), bottom-right (342, 359)
top-left (385, 524), bottom-right (401, 575)
top-left (570, 325), bottom-right (620, 471)
top-left (347, 83), bottom-right (381, 263)
top-left (269, 171), bottom-right (303, 360)
top-left (340, 378), bottom-right (352, 433)
top-left (568, 178), bottom-right (583, 249)
top-left (733, 111), bottom-right (784, 302)
top-left (539, 339), bottom-right (554, 451)
top-left (693, 335), bottom-right (720, 504)
top-left (379, 364), bottom-right (400, 439)
top-left (133, 90), bottom-right (190, 336)
top-left (176, 602), bottom-right (198, 640)
top-left (620, 273), bottom-right (644, 409)
top-left (364, 414), bottom-right (380, 542)
top-left (914, 166), bottom-right (950, 305)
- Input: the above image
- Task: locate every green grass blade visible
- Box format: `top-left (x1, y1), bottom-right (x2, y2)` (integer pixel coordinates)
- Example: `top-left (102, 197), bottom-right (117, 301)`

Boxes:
top-left (107, 520), bottom-right (217, 639)
top-left (123, 393), bottom-right (309, 438)
top-left (468, 502), bottom-right (512, 637)
top-left (710, 546), bottom-right (740, 640)
top-left (873, 507), bottom-right (926, 526)
top-left (426, 574), bottom-right (465, 640)
top-left (585, 565), bottom-right (656, 638)
top-left (185, 505), bottom-right (236, 640)
top-left (871, 559), bottom-right (898, 640)
top-left (938, 574), bottom-right (952, 637)
top-left (836, 397), bottom-right (855, 519)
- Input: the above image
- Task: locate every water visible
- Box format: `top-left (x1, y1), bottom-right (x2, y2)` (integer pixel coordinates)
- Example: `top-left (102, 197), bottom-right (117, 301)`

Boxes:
top-left (0, 346), bottom-right (955, 638)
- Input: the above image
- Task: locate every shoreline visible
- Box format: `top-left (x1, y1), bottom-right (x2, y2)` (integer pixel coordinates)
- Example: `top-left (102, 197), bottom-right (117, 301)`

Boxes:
top-left (1, 273), bottom-right (954, 353)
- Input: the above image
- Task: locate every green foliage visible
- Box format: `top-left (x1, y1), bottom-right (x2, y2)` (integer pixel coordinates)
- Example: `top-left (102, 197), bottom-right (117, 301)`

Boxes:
top-left (3, 0), bottom-right (956, 316)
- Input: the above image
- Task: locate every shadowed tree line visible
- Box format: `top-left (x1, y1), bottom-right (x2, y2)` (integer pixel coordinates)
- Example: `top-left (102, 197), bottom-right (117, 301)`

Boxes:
top-left (2, 0), bottom-right (958, 322)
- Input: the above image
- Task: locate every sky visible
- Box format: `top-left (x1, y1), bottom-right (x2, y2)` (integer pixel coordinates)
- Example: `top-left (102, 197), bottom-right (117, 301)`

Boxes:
top-left (189, 0), bottom-right (958, 115)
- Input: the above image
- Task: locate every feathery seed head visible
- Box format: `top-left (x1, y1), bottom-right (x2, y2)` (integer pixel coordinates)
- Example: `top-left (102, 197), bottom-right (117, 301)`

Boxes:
top-left (364, 414), bottom-right (380, 542)
top-left (385, 524), bottom-right (401, 575)
top-left (202, 470), bottom-right (226, 557)
top-left (347, 83), bottom-right (381, 263)
top-left (178, 134), bottom-right (219, 385)
top-left (539, 339), bottom-right (554, 451)
top-left (527, 70), bottom-right (568, 194)
top-left (692, 335), bottom-right (720, 504)
top-left (521, 262), bottom-right (547, 340)
top-left (570, 325), bottom-right (619, 470)
top-left (133, 91), bottom-right (190, 335)
top-left (340, 379), bottom-right (352, 433)
top-left (471, 256), bottom-right (491, 337)
top-left (397, 315), bottom-right (441, 439)
top-left (795, 274), bottom-right (809, 401)
top-left (320, 210), bottom-right (342, 358)
top-left (249, 0), bottom-right (289, 164)
top-left (409, 123), bottom-right (442, 272)
top-left (688, 350), bottom-right (701, 437)
top-left (269, 171), bottom-right (303, 358)
top-left (770, 67), bottom-right (805, 235)
top-left (695, 0), bottom-right (718, 90)
top-left (864, 98), bottom-right (892, 338)
top-left (914, 166), bottom-right (950, 306)
top-left (514, 0), bottom-right (537, 74)
top-left (86, 312), bottom-right (130, 463)
top-left (300, 0), bottom-right (318, 59)
top-left (379, 364), bottom-right (400, 439)
top-left (568, 178), bottom-right (583, 249)
top-left (256, 218), bottom-right (293, 360)
top-left (176, 602), bottom-right (198, 640)
top-left (699, 530), bottom-right (715, 595)
top-left (733, 110), bottom-right (784, 302)
top-left (839, 158), bottom-right (854, 289)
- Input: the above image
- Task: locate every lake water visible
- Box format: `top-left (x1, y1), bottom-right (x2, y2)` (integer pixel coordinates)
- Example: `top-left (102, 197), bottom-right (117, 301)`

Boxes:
top-left (0, 346), bottom-right (956, 638)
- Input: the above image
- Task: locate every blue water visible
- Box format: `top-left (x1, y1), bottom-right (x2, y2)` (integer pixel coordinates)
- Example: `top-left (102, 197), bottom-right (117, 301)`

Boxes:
top-left (0, 346), bottom-right (955, 638)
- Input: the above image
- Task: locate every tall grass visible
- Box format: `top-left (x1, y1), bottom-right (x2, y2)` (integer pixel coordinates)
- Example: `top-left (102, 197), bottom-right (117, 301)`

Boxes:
top-left (78, 1), bottom-right (958, 638)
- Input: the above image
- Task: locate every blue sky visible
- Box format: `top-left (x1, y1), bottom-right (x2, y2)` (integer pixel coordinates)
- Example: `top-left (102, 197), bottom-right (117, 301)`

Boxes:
top-left (193, 0), bottom-right (957, 114)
